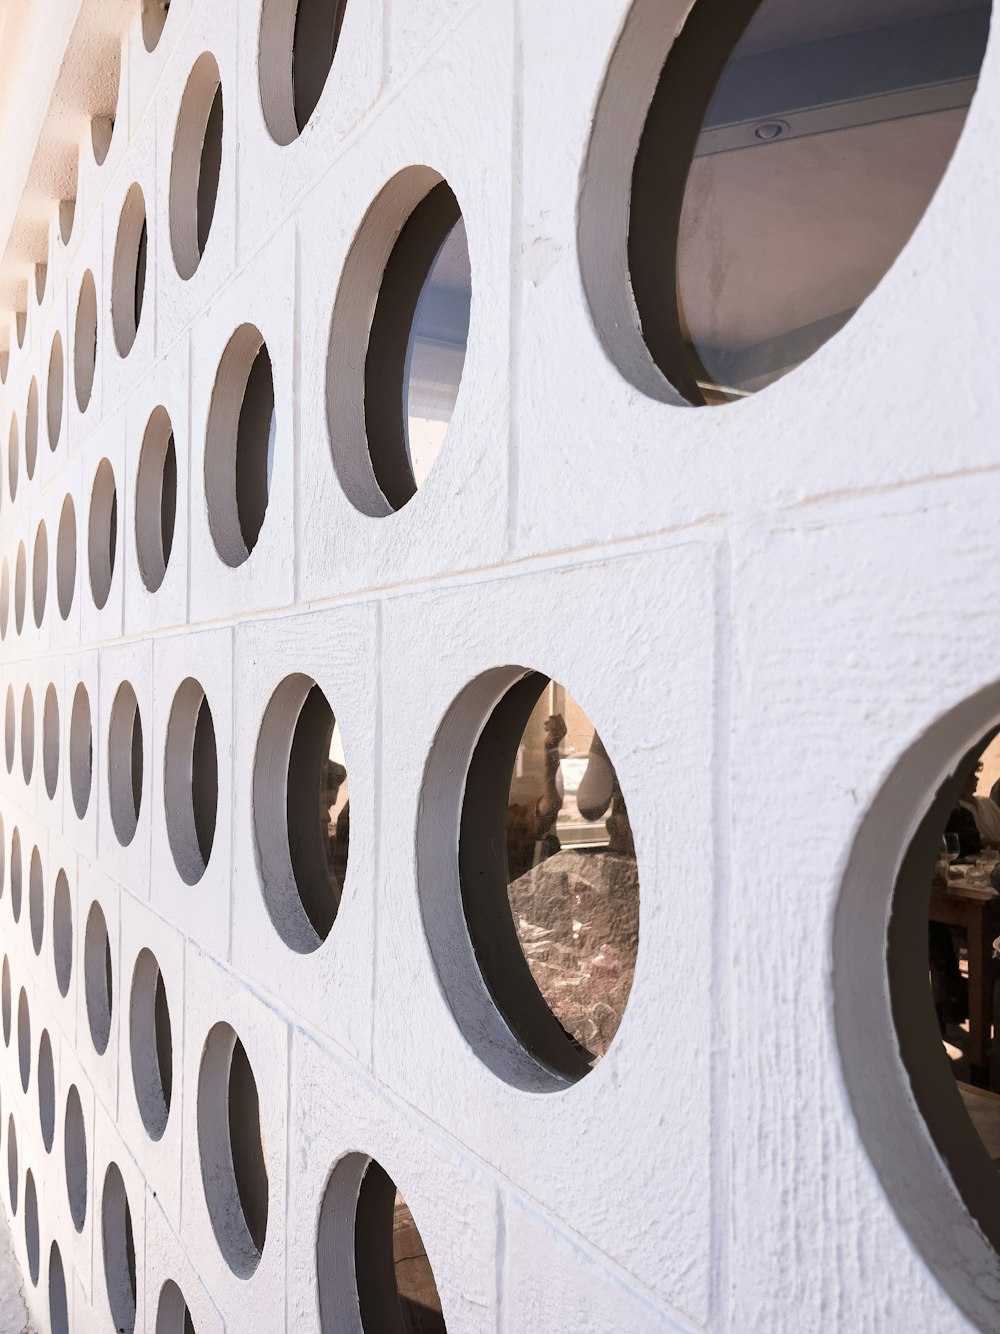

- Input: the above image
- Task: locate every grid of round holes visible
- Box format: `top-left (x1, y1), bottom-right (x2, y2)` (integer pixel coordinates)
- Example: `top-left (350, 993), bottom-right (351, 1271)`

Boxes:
top-left (84, 900), bottom-right (113, 1055)
top-left (135, 406), bottom-right (177, 593)
top-left (108, 681), bottom-right (143, 845)
top-left (254, 675), bottom-right (349, 951)
top-left (70, 681), bottom-right (94, 819)
top-left (259, 0), bottom-right (349, 144)
top-left (165, 678), bottom-right (218, 884)
top-left (32, 519), bottom-right (48, 628)
top-left (102, 1162), bottom-right (138, 1334)
top-left (88, 456), bottom-right (118, 610)
top-left (112, 183), bottom-right (148, 357)
top-left (130, 949), bottom-right (173, 1140)
top-left (43, 682), bottom-right (59, 799)
top-left (170, 53), bottom-right (224, 280)
top-left (197, 1022), bottom-right (269, 1277)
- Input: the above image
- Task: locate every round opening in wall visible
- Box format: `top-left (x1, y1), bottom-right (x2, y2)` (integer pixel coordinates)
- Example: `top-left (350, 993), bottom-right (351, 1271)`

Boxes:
top-left (170, 53), bottom-right (224, 280)
top-left (28, 847), bottom-right (43, 955)
top-left (420, 670), bottom-right (640, 1089)
top-left (142, 0), bottom-right (170, 51)
top-left (1, 958), bottom-right (10, 1045)
top-left (70, 682), bottom-right (93, 818)
top-left (47, 332), bottom-right (63, 449)
top-left (0, 815), bottom-right (5, 897)
top-left (1, 557), bottom-right (9, 638)
top-left (4, 686), bottom-right (14, 773)
top-left (9, 829), bottom-right (20, 922)
top-left (17, 988), bottom-right (30, 1091)
top-left (64, 1084), bottom-right (87, 1231)
top-left (165, 679), bottom-right (217, 884)
top-left (34, 263), bottom-right (46, 305)
top-left (318, 1154), bottom-right (447, 1332)
top-left (259, 0), bottom-right (349, 144)
top-left (136, 406), bottom-right (177, 592)
top-left (253, 675), bottom-right (350, 952)
top-left (614, 0), bottom-right (992, 405)
top-left (20, 685), bottom-right (34, 784)
top-left (57, 493), bottom-right (77, 619)
top-left (32, 520), bottom-right (47, 628)
top-left (112, 183), bottom-right (148, 356)
top-left (130, 949), bottom-right (173, 1141)
top-left (5, 1117), bottom-right (15, 1213)
top-left (49, 1242), bottom-right (68, 1334)
top-left (38, 1029), bottom-right (54, 1151)
top-left (108, 681), bottom-right (143, 845)
top-left (23, 1170), bottom-right (38, 1285)
top-left (14, 540), bottom-right (25, 634)
top-left (328, 169), bottom-right (471, 516)
top-left (24, 377), bottom-right (37, 478)
top-left (74, 270), bottom-right (98, 411)
top-left (85, 900), bottom-right (113, 1055)
top-left (205, 325), bottom-right (275, 565)
top-left (102, 1163), bottom-right (137, 1334)
top-left (43, 683), bottom-right (59, 799)
top-left (6, 414), bottom-right (16, 501)
top-left (53, 869), bottom-right (73, 997)
top-left (197, 1022), bottom-right (269, 1277)
top-left (155, 1279), bottom-right (197, 1334)
top-left (89, 456), bottom-right (118, 610)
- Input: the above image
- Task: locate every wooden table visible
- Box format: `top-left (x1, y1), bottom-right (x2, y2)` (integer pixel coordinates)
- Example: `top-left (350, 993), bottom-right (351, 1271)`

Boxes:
top-left (930, 883), bottom-right (1000, 1086)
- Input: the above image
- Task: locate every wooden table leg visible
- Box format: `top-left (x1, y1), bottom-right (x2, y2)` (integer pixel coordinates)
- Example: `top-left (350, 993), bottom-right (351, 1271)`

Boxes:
top-left (968, 911), bottom-right (993, 1087)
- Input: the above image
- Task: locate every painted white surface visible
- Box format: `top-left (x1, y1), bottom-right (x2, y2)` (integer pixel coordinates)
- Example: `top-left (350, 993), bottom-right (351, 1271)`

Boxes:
top-left (0, 0), bottom-right (997, 1331)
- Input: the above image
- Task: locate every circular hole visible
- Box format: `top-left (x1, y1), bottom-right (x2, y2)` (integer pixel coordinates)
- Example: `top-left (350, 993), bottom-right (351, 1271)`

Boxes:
top-left (1, 958), bottom-right (10, 1045)
top-left (328, 171), bottom-right (471, 516)
top-left (9, 829), bottom-right (20, 922)
top-left (112, 184), bottom-right (148, 356)
top-left (24, 377), bottom-right (37, 478)
top-left (92, 116), bottom-right (115, 167)
top-left (4, 686), bottom-right (14, 772)
top-left (156, 1279), bottom-right (198, 1334)
top-left (64, 1085), bottom-right (87, 1231)
top-left (89, 456), bottom-right (118, 610)
top-left (102, 1163), bottom-right (137, 1334)
top-left (32, 519), bottom-right (48, 628)
top-left (28, 847), bottom-right (43, 955)
top-left (130, 949), bottom-right (173, 1140)
top-left (70, 682), bottom-right (93, 818)
top-left (108, 682), bottom-right (143, 845)
top-left (53, 870), bottom-right (72, 996)
top-left (0, 814), bottom-right (5, 896)
top-left (34, 263), bottom-right (47, 305)
top-left (56, 493), bottom-right (77, 619)
top-left (37, 1030), bottom-right (54, 1151)
top-left (43, 683), bottom-right (59, 800)
top-left (60, 190), bottom-right (77, 247)
top-left (318, 1154), bottom-right (447, 1332)
top-left (205, 327), bottom-right (274, 565)
top-left (14, 540), bottom-right (26, 634)
top-left (136, 407), bottom-right (177, 592)
top-left (165, 680), bottom-right (217, 884)
top-left (170, 54), bottom-right (224, 280)
top-left (49, 1241), bottom-right (69, 1334)
top-left (23, 1170), bottom-right (38, 1285)
top-left (17, 988), bottom-right (30, 1091)
top-left (20, 684), bottom-right (34, 783)
top-left (197, 1023), bottom-right (269, 1277)
top-left (74, 270), bottom-right (98, 411)
top-left (420, 672), bottom-right (640, 1089)
top-left (85, 901), bottom-right (113, 1055)
top-left (254, 676), bottom-right (349, 952)
top-left (142, 0), bottom-right (170, 51)
top-left (47, 333), bottom-right (63, 448)
top-left (6, 1117), bottom-right (16, 1214)
top-left (7, 414), bottom-right (17, 501)
top-left (259, 0), bottom-right (348, 144)
top-left (621, 0), bottom-right (992, 405)
top-left (1, 556), bottom-right (9, 638)
top-left (15, 312), bottom-right (25, 350)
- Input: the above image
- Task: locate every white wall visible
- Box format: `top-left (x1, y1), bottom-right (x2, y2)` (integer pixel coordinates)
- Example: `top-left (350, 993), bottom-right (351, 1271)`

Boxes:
top-left (0, 0), bottom-right (998, 1330)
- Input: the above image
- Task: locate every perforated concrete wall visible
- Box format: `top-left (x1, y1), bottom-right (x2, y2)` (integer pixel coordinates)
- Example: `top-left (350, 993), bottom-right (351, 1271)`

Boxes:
top-left (2, 0), bottom-right (1000, 1331)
